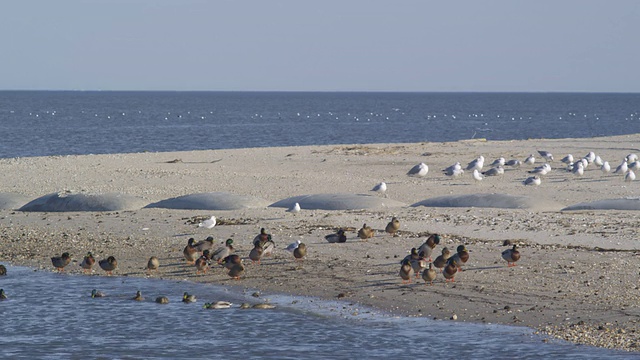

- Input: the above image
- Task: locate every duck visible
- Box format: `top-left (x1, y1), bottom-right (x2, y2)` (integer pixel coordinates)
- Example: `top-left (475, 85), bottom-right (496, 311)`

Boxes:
top-left (183, 238), bottom-right (199, 264)
top-left (417, 234), bottom-right (441, 261)
top-left (195, 252), bottom-right (209, 275)
top-left (0, 288), bottom-right (6, 300)
top-left (253, 228), bottom-right (271, 247)
top-left (502, 244), bottom-right (521, 267)
top-left (433, 247), bottom-right (452, 269)
top-left (422, 263), bottom-right (437, 286)
top-left (402, 248), bottom-right (420, 263)
top-left (357, 224), bottom-right (374, 240)
top-left (80, 252), bottom-right (95, 274)
top-left (449, 245), bottom-right (469, 271)
top-left (410, 256), bottom-right (428, 279)
top-left (249, 243), bottom-right (264, 265)
top-left (221, 254), bottom-right (241, 270)
top-left (194, 236), bottom-right (215, 253)
top-left (385, 217), bottom-right (400, 236)
top-left (253, 228), bottom-right (275, 256)
top-left (146, 256), bottom-right (160, 274)
top-left (98, 256), bottom-right (118, 276)
top-left (293, 242), bottom-right (307, 261)
top-left (228, 261), bottom-right (245, 280)
top-left (443, 259), bottom-right (458, 282)
top-left (91, 289), bottom-right (106, 298)
top-left (325, 229), bottom-right (347, 243)
top-left (132, 290), bottom-right (144, 301)
top-left (0, 264), bottom-right (6, 276)
top-left (211, 239), bottom-right (234, 264)
top-left (51, 252), bottom-right (71, 272)
top-left (182, 292), bottom-right (197, 303)
top-left (252, 303), bottom-right (276, 309)
top-left (203, 301), bottom-right (233, 309)
top-left (399, 258), bottom-right (414, 284)
top-left (155, 296), bottom-right (169, 304)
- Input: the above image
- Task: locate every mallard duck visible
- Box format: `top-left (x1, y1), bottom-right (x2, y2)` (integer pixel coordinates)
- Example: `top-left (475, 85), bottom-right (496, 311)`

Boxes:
top-left (194, 236), bottom-right (215, 253)
top-left (443, 259), bottom-right (458, 282)
top-left (261, 239), bottom-right (275, 256)
top-left (325, 229), bottom-right (347, 243)
top-left (182, 292), bottom-right (197, 303)
top-left (449, 245), bottom-right (469, 271)
top-left (357, 224), bottom-right (374, 240)
top-left (0, 288), bottom-right (7, 300)
top-left (228, 261), bottom-right (245, 280)
top-left (80, 252), bottom-right (95, 273)
top-left (98, 256), bottom-right (117, 276)
top-left (252, 303), bottom-right (276, 309)
top-left (402, 248), bottom-right (420, 263)
top-left (502, 244), bottom-right (521, 267)
top-left (91, 289), bottom-right (106, 298)
top-left (433, 247), bottom-right (451, 269)
top-left (183, 238), bottom-right (199, 264)
top-left (249, 243), bottom-right (264, 265)
top-left (0, 265), bottom-right (6, 276)
top-left (195, 253), bottom-right (209, 275)
top-left (422, 263), bottom-right (437, 286)
top-left (203, 301), bottom-right (233, 309)
top-left (399, 258), bottom-right (414, 284)
top-left (253, 228), bottom-right (271, 246)
top-left (385, 217), bottom-right (400, 236)
top-left (240, 303), bottom-right (251, 309)
top-left (147, 256), bottom-right (160, 274)
top-left (51, 252), bottom-right (71, 272)
top-left (155, 296), bottom-right (169, 304)
top-left (417, 234), bottom-right (441, 261)
top-left (293, 242), bottom-right (307, 261)
top-left (132, 290), bottom-right (144, 301)
top-left (221, 254), bottom-right (241, 270)
top-left (410, 257), bottom-right (427, 279)
top-left (211, 239), bottom-right (234, 264)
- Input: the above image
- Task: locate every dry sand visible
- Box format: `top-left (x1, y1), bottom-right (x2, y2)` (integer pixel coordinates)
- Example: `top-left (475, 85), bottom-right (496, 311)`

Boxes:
top-left (2, 134), bottom-right (640, 351)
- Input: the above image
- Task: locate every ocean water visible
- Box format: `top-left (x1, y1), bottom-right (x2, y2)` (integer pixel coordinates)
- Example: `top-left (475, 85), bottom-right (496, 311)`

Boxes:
top-left (0, 91), bottom-right (638, 158)
top-left (0, 265), bottom-right (631, 359)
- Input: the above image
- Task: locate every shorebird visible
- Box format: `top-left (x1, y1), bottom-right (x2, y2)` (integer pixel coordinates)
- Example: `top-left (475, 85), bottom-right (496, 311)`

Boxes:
top-left (601, 161), bottom-right (611, 173)
top-left (594, 155), bottom-right (604, 167)
top-left (523, 176), bottom-right (541, 186)
top-left (490, 157), bottom-right (506, 166)
top-left (466, 156), bottom-right (485, 171)
top-left (572, 162), bottom-right (584, 176)
top-left (502, 244), bottom-right (521, 267)
top-left (614, 160), bottom-right (629, 174)
top-left (371, 182), bottom-right (387, 195)
top-left (287, 202), bottom-right (301, 213)
top-left (524, 154), bottom-right (535, 165)
top-left (198, 216), bottom-right (216, 229)
top-left (626, 153), bottom-right (639, 163)
top-left (407, 162), bottom-right (429, 177)
top-left (472, 169), bottom-right (484, 181)
top-left (482, 166), bottom-right (504, 177)
top-left (560, 154), bottom-right (574, 165)
top-left (584, 151), bottom-right (596, 163)
top-left (505, 159), bottom-right (521, 167)
top-left (538, 150), bottom-right (554, 162)
top-left (625, 169), bottom-right (636, 182)
top-left (51, 252), bottom-right (71, 272)
top-left (286, 239), bottom-right (302, 252)
top-left (443, 162), bottom-right (462, 175)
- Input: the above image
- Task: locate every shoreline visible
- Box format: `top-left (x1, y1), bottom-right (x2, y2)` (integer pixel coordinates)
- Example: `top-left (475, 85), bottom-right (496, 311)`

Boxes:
top-left (2, 135), bottom-right (640, 351)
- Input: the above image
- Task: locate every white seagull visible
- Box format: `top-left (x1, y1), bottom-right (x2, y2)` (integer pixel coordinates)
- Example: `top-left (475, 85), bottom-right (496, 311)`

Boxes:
top-left (626, 153), bottom-right (638, 163)
top-left (198, 216), bottom-right (217, 229)
top-left (505, 159), bottom-right (521, 167)
top-left (482, 166), bottom-right (504, 176)
top-left (524, 154), bottom-right (535, 166)
top-left (560, 154), bottom-right (574, 165)
top-left (614, 161), bottom-right (629, 174)
top-left (466, 156), bottom-right (485, 171)
top-left (472, 169), bottom-right (484, 181)
top-left (625, 170), bottom-right (636, 182)
top-left (407, 162), bottom-right (429, 177)
top-left (538, 150), bottom-right (554, 162)
top-left (601, 161), bottom-right (611, 173)
top-left (285, 240), bottom-right (301, 253)
top-left (584, 152), bottom-right (596, 163)
top-left (594, 155), bottom-right (604, 167)
top-left (287, 202), bottom-right (301, 213)
top-left (523, 176), bottom-right (541, 186)
top-left (490, 157), bottom-right (506, 166)
top-left (572, 162), bottom-right (584, 176)
top-left (371, 182), bottom-right (387, 194)
top-left (443, 162), bottom-right (462, 176)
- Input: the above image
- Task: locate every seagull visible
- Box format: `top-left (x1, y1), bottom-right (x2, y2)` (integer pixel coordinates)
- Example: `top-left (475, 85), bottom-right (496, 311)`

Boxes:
top-left (446, 168), bottom-right (465, 177)
top-left (572, 162), bottom-right (584, 176)
top-left (198, 216), bottom-right (217, 229)
top-left (625, 170), bottom-right (636, 182)
top-left (594, 155), bottom-right (604, 167)
top-left (613, 161), bottom-right (628, 174)
top-left (490, 157), bottom-right (506, 166)
top-left (524, 154), bottom-right (535, 165)
top-left (560, 154), bottom-right (574, 165)
top-left (505, 159), bottom-right (521, 167)
top-left (482, 166), bottom-right (504, 176)
top-left (466, 156), bottom-right (485, 171)
top-left (601, 161), bottom-right (611, 173)
top-left (287, 202), bottom-right (301, 213)
top-left (407, 163), bottom-right (429, 177)
top-left (472, 169), bottom-right (484, 181)
top-left (523, 176), bottom-right (541, 186)
top-left (285, 240), bottom-right (301, 252)
top-left (371, 182), bottom-right (387, 194)
top-left (629, 161), bottom-right (640, 171)
top-left (538, 150), bottom-right (553, 162)
top-left (528, 163), bottom-right (551, 175)
top-left (584, 152), bottom-right (596, 163)
top-left (626, 153), bottom-right (638, 163)
top-left (443, 162), bottom-right (462, 175)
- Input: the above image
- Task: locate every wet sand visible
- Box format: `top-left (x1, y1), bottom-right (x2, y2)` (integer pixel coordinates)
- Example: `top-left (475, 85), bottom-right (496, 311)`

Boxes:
top-left (1, 134), bottom-right (640, 351)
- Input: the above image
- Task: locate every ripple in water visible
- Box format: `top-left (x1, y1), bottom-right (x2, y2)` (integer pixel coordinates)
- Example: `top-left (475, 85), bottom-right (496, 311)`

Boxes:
top-left (0, 265), bottom-right (631, 359)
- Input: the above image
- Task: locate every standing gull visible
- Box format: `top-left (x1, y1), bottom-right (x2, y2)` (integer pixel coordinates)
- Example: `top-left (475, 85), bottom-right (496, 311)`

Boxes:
top-left (407, 163), bottom-right (429, 177)
top-left (466, 156), bottom-right (485, 171)
top-left (538, 150), bottom-right (554, 162)
top-left (371, 182), bottom-right (387, 194)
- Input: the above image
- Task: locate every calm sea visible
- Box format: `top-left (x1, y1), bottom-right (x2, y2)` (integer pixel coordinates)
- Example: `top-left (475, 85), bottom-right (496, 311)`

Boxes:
top-left (0, 91), bottom-right (638, 158)
top-left (0, 265), bottom-right (631, 359)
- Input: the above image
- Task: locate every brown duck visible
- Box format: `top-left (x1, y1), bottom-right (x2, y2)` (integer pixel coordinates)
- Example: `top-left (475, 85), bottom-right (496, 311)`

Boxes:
top-left (433, 247), bottom-right (451, 269)
top-left (99, 256), bottom-right (117, 276)
top-left (80, 252), bottom-right (95, 274)
top-left (385, 217), bottom-right (400, 236)
top-left (417, 234), bottom-right (441, 261)
top-left (502, 244), bottom-right (520, 267)
top-left (183, 238), bottom-right (199, 265)
top-left (293, 243), bottom-right (307, 261)
top-left (357, 224), bottom-right (374, 240)
top-left (51, 252), bottom-right (71, 272)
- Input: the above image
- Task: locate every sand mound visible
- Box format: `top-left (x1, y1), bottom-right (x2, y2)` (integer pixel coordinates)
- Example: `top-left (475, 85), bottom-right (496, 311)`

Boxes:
top-left (0, 193), bottom-right (32, 210)
top-left (562, 198), bottom-right (640, 211)
top-left (19, 192), bottom-right (146, 212)
top-left (269, 193), bottom-right (406, 210)
top-left (411, 193), bottom-right (563, 211)
top-left (145, 192), bottom-right (270, 210)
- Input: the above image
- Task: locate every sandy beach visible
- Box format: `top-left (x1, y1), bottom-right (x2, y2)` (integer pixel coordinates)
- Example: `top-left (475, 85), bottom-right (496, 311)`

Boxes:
top-left (2, 134), bottom-right (640, 351)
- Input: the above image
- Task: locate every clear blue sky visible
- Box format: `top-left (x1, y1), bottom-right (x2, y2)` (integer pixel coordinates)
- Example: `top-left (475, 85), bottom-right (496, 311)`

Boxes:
top-left (1, 0), bottom-right (638, 92)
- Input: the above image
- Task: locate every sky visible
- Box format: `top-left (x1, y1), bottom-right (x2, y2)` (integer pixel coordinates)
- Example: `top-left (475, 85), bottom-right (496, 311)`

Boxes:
top-left (1, 0), bottom-right (638, 92)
